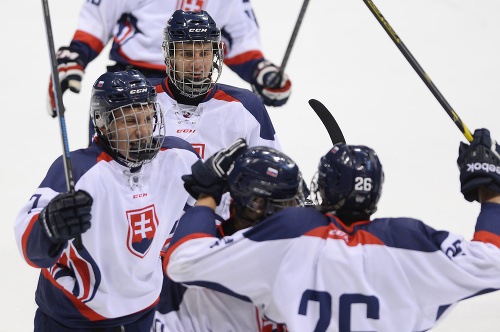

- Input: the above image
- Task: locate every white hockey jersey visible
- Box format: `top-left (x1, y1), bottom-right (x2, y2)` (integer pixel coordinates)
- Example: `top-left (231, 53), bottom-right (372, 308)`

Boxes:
top-left (153, 278), bottom-right (271, 332)
top-left (153, 222), bottom-right (288, 332)
top-left (68, 0), bottom-right (264, 81)
top-left (165, 205), bottom-right (500, 331)
top-left (14, 137), bottom-right (198, 328)
top-left (152, 79), bottom-right (281, 161)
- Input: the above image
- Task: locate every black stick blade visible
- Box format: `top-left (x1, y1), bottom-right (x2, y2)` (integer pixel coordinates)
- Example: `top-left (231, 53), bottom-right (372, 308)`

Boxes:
top-left (308, 99), bottom-right (346, 144)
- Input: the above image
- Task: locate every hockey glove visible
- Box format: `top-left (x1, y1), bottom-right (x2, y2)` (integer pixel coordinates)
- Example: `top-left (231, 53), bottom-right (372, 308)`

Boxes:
top-left (182, 139), bottom-right (248, 204)
top-left (251, 60), bottom-right (292, 107)
top-left (47, 47), bottom-right (85, 117)
top-left (38, 190), bottom-right (93, 244)
top-left (457, 128), bottom-right (500, 202)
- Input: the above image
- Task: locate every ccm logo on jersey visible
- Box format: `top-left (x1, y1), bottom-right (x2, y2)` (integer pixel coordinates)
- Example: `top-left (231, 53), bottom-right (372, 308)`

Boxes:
top-left (133, 193), bottom-right (148, 199)
top-left (130, 88), bottom-right (147, 94)
top-left (177, 129), bottom-right (196, 133)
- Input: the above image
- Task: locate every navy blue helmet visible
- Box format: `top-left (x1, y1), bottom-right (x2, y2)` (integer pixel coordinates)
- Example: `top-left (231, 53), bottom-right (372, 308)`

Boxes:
top-left (313, 144), bottom-right (384, 218)
top-left (227, 147), bottom-right (304, 223)
top-left (162, 10), bottom-right (223, 97)
top-left (90, 69), bottom-right (165, 167)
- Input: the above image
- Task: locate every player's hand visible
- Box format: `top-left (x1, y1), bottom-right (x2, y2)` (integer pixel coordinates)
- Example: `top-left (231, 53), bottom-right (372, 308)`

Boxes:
top-left (457, 128), bottom-right (500, 202)
top-left (182, 139), bottom-right (248, 204)
top-left (47, 47), bottom-right (85, 117)
top-left (39, 190), bottom-right (93, 243)
top-left (251, 60), bottom-right (292, 107)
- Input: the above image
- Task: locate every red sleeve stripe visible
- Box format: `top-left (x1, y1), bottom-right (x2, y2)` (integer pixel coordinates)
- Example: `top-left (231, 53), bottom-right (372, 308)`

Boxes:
top-left (473, 230), bottom-right (500, 249)
top-left (73, 30), bottom-right (105, 53)
top-left (162, 233), bottom-right (214, 277)
top-left (42, 269), bottom-right (107, 321)
top-left (42, 268), bottom-right (160, 320)
top-left (116, 47), bottom-right (167, 70)
top-left (69, 246), bottom-right (92, 301)
top-left (22, 214), bottom-right (41, 268)
top-left (224, 50), bottom-right (264, 66)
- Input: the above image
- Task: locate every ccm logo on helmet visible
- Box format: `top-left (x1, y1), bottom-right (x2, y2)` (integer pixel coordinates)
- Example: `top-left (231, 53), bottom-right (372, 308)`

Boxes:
top-left (189, 28), bottom-right (207, 32)
top-left (130, 88), bottom-right (148, 94)
top-left (467, 162), bottom-right (500, 174)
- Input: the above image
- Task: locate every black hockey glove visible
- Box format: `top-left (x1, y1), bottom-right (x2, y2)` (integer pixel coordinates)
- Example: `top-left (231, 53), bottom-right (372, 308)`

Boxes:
top-left (47, 47), bottom-right (85, 117)
top-left (457, 128), bottom-right (500, 202)
top-left (251, 60), bottom-right (292, 107)
top-left (39, 190), bottom-right (93, 244)
top-left (182, 139), bottom-right (248, 204)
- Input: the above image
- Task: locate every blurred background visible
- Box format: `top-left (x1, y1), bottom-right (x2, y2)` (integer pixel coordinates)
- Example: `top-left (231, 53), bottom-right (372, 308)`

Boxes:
top-left (2, 0), bottom-right (499, 330)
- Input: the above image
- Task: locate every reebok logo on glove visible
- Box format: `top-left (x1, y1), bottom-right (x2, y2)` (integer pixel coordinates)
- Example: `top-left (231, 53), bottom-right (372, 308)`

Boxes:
top-left (467, 162), bottom-right (500, 174)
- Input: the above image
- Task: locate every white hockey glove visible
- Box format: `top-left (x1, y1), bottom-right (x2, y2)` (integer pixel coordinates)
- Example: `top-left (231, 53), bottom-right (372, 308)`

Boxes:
top-left (251, 60), bottom-right (292, 107)
top-left (47, 47), bottom-right (85, 117)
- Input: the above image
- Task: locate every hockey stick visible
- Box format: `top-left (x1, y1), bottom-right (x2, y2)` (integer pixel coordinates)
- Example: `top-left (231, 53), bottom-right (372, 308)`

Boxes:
top-left (41, 0), bottom-right (83, 250)
top-left (362, 0), bottom-right (473, 142)
top-left (308, 99), bottom-right (346, 145)
top-left (270, 0), bottom-right (310, 87)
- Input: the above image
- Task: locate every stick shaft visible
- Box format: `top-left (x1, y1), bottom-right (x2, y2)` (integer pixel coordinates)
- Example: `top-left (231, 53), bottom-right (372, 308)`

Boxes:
top-left (41, 0), bottom-right (83, 250)
top-left (363, 0), bottom-right (473, 142)
top-left (277, 0), bottom-right (310, 78)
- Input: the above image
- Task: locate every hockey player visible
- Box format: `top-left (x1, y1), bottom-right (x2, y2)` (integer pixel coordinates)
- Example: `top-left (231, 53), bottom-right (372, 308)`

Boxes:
top-left (14, 69), bottom-right (200, 331)
top-left (153, 142), bottom-right (299, 331)
top-left (47, 0), bottom-right (292, 142)
top-left (154, 9), bottom-right (282, 218)
top-left (164, 129), bottom-right (500, 331)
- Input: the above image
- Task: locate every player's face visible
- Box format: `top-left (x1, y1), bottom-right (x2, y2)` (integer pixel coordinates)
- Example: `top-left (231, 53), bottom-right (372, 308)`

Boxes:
top-left (172, 42), bottom-right (214, 81)
top-left (106, 104), bottom-right (155, 160)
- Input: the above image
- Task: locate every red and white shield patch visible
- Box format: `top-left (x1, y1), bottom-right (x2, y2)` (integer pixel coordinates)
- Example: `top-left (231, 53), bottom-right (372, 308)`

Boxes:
top-left (176, 0), bottom-right (206, 11)
top-left (126, 205), bottom-right (159, 258)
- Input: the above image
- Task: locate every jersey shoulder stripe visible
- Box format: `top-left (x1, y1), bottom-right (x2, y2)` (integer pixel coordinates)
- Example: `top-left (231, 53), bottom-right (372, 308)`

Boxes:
top-left (39, 144), bottom-right (108, 192)
top-left (161, 136), bottom-right (200, 158)
top-left (152, 78), bottom-right (170, 96)
top-left (73, 30), bottom-right (105, 53)
top-left (244, 207), bottom-right (330, 241)
top-left (243, 207), bottom-right (449, 253)
top-left (355, 217), bottom-right (448, 252)
top-left (211, 84), bottom-right (276, 140)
